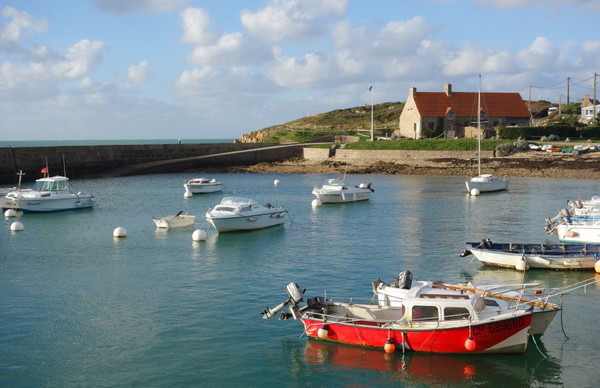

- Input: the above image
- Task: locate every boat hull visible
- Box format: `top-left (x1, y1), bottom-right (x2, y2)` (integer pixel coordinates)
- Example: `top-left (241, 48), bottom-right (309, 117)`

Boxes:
top-left (13, 195), bottom-right (95, 213)
top-left (184, 183), bottom-right (222, 194)
top-left (153, 215), bottom-right (196, 228)
top-left (555, 224), bottom-right (600, 243)
top-left (467, 244), bottom-right (598, 270)
top-left (301, 314), bottom-right (531, 354)
top-left (206, 211), bottom-right (286, 232)
top-left (465, 176), bottom-right (508, 193)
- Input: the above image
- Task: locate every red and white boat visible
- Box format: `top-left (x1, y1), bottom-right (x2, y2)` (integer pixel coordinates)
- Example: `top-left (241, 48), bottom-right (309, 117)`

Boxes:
top-left (262, 271), bottom-right (560, 354)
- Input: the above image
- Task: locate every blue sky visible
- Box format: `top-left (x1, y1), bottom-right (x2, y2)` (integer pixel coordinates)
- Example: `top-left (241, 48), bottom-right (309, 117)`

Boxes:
top-left (1, 0), bottom-right (599, 141)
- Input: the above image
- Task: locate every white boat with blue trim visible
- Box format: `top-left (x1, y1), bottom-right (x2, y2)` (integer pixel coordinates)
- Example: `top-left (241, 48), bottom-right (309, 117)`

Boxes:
top-left (205, 197), bottom-right (287, 232)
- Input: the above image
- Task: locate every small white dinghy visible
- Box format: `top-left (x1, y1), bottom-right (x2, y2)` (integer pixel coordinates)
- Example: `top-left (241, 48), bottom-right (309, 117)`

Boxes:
top-left (153, 211), bottom-right (196, 229)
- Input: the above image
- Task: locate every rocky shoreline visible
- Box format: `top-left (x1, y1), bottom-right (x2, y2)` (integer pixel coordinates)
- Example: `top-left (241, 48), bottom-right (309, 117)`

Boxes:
top-left (224, 150), bottom-right (600, 179)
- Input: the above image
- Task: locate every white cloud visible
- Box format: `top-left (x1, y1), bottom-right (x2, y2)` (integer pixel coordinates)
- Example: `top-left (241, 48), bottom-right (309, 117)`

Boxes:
top-left (517, 37), bottom-right (560, 71)
top-left (51, 40), bottom-right (106, 79)
top-left (92, 0), bottom-right (190, 14)
top-left (241, 0), bottom-right (348, 44)
top-left (181, 8), bottom-right (273, 66)
top-left (180, 8), bottom-right (214, 45)
top-left (128, 61), bottom-right (149, 83)
top-left (0, 6), bottom-right (48, 49)
top-left (475, 0), bottom-right (600, 12)
top-left (176, 65), bottom-right (274, 98)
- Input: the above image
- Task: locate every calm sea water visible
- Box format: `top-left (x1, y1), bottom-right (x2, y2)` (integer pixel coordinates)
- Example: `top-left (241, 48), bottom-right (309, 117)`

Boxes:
top-left (1, 173), bottom-right (599, 387)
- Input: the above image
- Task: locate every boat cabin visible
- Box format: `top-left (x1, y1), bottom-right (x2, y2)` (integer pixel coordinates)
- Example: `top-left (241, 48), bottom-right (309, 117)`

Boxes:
top-left (33, 176), bottom-right (69, 192)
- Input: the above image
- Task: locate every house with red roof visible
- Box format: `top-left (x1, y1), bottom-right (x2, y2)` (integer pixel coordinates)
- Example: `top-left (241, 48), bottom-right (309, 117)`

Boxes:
top-left (396, 84), bottom-right (531, 139)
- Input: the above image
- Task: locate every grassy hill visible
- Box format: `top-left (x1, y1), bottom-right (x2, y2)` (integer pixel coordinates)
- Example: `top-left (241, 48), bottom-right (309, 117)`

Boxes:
top-left (255, 102), bottom-right (403, 143)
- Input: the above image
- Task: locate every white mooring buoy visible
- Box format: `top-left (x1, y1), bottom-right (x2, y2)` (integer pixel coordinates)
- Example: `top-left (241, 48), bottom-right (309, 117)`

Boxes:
top-left (184, 190), bottom-right (193, 198)
top-left (113, 227), bottom-right (128, 238)
top-left (10, 221), bottom-right (24, 231)
top-left (4, 208), bottom-right (17, 218)
top-left (311, 199), bottom-right (322, 207)
top-left (470, 188), bottom-right (480, 196)
top-left (192, 229), bottom-right (208, 242)
top-left (274, 179), bottom-right (281, 185)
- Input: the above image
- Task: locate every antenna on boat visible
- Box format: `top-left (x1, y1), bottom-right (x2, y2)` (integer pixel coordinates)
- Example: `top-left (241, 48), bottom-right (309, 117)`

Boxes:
top-left (62, 154), bottom-right (66, 177)
top-left (44, 156), bottom-right (49, 178)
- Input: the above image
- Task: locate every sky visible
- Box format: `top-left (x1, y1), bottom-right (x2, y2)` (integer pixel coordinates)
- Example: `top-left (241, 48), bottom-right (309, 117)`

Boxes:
top-left (1, 0), bottom-right (599, 141)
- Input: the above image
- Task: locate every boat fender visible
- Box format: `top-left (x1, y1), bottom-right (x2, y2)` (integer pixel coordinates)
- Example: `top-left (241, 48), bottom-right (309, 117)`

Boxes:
top-left (465, 336), bottom-right (476, 351)
top-left (396, 270), bottom-right (412, 290)
top-left (317, 325), bottom-right (329, 339)
top-left (384, 338), bottom-right (396, 353)
top-left (594, 259), bottom-right (600, 273)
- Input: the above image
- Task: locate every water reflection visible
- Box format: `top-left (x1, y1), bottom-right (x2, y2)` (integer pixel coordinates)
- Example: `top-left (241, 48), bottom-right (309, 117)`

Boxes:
top-left (302, 339), bottom-right (562, 386)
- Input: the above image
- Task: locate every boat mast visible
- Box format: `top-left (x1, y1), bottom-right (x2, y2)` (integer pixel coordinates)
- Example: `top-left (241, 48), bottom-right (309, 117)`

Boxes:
top-left (477, 74), bottom-right (482, 177)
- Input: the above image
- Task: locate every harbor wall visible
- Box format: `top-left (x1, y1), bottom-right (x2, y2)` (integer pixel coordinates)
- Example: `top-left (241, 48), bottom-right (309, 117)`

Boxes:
top-left (0, 143), bottom-right (303, 184)
top-left (303, 148), bottom-right (493, 162)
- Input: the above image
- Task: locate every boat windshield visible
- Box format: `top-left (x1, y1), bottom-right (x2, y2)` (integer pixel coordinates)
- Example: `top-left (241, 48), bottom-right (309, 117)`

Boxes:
top-left (33, 179), bottom-right (68, 191)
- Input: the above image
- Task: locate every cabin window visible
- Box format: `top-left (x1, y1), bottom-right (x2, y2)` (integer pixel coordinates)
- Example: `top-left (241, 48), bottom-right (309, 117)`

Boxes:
top-left (484, 299), bottom-right (500, 307)
top-left (412, 305), bottom-right (438, 321)
top-left (444, 307), bottom-right (470, 320)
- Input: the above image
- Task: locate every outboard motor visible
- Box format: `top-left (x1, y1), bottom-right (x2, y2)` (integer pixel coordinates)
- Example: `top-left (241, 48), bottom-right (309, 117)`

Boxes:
top-left (482, 238), bottom-right (493, 249)
top-left (261, 282), bottom-right (305, 320)
top-left (559, 208), bottom-right (572, 224)
top-left (395, 270), bottom-right (412, 290)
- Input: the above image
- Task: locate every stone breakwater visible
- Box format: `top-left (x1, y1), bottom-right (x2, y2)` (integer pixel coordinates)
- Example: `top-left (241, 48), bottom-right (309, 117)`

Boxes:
top-left (3, 143), bottom-right (599, 184)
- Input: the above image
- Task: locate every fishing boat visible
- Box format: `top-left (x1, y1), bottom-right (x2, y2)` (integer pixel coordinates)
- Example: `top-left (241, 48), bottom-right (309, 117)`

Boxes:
top-left (183, 177), bottom-right (223, 194)
top-left (153, 211), bottom-right (196, 228)
top-left (4, 175), bottom-right (95, 213)
top-left (261, 271), bottom-right (556, 354)
top-left (465, 75), bottom-right (508, 194)
top-left (312, 179), bottom-right (373, 204)
top-left (205, 197), bottom-right (287, 232)
top-left (462, 238), bottom-right (600, 271)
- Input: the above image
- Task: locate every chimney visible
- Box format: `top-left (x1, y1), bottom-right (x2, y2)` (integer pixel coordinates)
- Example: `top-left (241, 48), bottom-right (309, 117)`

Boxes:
top-left (582, 94), bottom-right (592, 107)
top-left (444, 84), bottom-right (452, 97)
top-left (409, 87), bottom-right (417, 99)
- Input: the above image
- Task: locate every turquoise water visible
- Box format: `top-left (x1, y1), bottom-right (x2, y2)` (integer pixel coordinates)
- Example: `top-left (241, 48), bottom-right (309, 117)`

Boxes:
top-left (1, 173), bottom-right (599, 387)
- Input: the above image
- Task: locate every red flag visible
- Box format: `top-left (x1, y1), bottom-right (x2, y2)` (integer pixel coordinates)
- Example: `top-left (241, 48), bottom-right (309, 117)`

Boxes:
top-left (41, 167), bottom-right (48, 174)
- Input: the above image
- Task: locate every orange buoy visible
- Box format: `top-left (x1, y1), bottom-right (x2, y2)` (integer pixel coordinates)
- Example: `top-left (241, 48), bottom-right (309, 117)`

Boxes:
top-left (384, 338), bottom-right (396, 353)
top-left (465, 336), bottom-right (476, 351)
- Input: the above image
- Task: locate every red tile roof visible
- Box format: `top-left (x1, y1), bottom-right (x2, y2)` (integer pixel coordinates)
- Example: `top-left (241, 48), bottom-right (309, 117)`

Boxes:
top-left (414, 92), bottom-right (530, 118)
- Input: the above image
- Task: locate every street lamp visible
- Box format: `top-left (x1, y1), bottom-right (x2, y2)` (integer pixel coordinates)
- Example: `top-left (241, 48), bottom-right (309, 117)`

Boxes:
top-left (369, 85), bottom-right (374, 141)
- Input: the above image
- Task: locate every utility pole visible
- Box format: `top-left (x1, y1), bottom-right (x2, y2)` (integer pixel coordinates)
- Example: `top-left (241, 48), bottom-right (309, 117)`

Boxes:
top-left (528, 85), bottom-right (532, 125)
top-left (567, 77), bottom-right (570, 104)
top-left (594, 73), bottom-right (598, 123)
top-left (369, 86), bottom-right (374, 142)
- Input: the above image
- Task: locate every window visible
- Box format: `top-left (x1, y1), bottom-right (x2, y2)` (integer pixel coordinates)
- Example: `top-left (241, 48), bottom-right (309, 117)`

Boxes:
top-left (412, 305), bottom-right (439, 321)
top-left (444, 307), bottom-right (470, 320)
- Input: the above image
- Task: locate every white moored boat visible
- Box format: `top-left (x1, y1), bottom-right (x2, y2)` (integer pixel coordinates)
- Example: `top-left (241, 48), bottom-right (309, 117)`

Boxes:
top-left (205, 197), bottom-right (288, 232)
top-left (545, 208), bottom-right (600, 243)
top-left (5, 175), bottom-right (95, 213)
top-left (184, 178), bottom-right (223, 194)
top-left (465, 76), bottom-right (508, 194)
top-left (312, 179), bottom-right (373, 204)
top-left (153, 211), bottom-right (196, 228)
